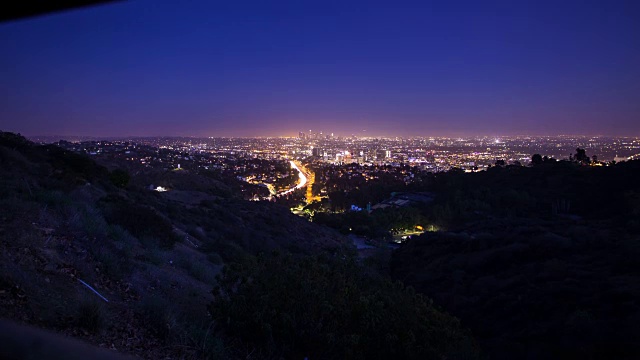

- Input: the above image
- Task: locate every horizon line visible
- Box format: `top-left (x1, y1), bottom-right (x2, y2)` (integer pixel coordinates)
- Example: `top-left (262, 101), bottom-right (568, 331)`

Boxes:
top-left (21, 133), bottom-right (640, 140)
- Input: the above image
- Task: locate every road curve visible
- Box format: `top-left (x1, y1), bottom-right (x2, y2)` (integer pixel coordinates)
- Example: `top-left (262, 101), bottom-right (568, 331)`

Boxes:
top-left (277, 161), bottom-right (307, 196)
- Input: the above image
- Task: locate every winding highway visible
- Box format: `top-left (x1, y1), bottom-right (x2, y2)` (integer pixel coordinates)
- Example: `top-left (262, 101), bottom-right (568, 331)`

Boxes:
top-left (277, 161), bottom-right (307, 196)
top-left (274, 160), bottom-right (322, 204)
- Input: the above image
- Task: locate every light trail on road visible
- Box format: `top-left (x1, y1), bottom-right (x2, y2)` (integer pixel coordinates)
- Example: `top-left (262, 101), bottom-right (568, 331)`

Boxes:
top-left (277, 161), bottom-right (307, 196)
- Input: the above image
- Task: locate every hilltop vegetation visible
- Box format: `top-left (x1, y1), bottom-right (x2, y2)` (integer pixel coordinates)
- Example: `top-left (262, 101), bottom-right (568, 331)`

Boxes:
top-left (392, 160), bottom-right (640, 359)
top-left (0, 132), bottom-right (475, 359)
top-left (418, 160), bottom-right (640, 229)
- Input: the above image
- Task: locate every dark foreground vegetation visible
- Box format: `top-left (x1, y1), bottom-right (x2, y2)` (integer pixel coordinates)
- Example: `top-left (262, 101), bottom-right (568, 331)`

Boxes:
top-left (211, 253), bottom-right (476, 359)
top-left (0, 131), bottom-right (476, 359)
top-left (391, 159), bottom-right (640, 359)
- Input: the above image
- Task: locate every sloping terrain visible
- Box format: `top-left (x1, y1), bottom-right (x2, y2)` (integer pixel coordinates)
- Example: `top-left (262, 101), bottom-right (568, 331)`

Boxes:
top-left (0, 132), bottom-right (477, 360)
top-left (0, 131), bottom-right (348, 359)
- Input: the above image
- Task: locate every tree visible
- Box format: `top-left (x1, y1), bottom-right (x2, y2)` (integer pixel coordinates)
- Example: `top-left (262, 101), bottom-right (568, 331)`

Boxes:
top-left (109, 168), bottom-right (130, 188)
top-left (531, 154), bottom-right (543, 165)
top-left (575, 148), bottom-right (590, 164)
top-left (311, 182), bottom-right (323, 197)
top-left (328, 190), bottom-right (347, 211)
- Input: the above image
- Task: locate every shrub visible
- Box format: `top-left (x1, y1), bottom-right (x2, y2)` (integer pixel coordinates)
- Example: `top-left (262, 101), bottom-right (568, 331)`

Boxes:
top-left (138, 294), bottom-right (178, 340)
top-left (41, 145), bottom-right (108, 181)
top-left (79, 205), bottom-right (109, 239)
top-left (92, 246), bottom-right (132, 281)
top-left (101, 197), bottom-right (177, 249)
top-left (109, 169), bottom-right (130, 188)
top-left (210, 252), bottom-right (478, 360)
top-left (108, 225), bottom-right (138, 257)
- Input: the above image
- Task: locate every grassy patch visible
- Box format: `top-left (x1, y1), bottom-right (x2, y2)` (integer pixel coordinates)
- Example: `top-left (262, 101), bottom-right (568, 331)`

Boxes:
top-left (76, 298), bottom-right (106, 334)
top-left (92, 246), bottom-right (133, 281)
top-left (138, 293), bottom-right (177, 340)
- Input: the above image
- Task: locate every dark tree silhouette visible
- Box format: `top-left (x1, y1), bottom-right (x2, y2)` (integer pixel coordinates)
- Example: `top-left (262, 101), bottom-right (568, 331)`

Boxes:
top-left (575, 148), bottom-right (590, 164)
top-left (109, 168), bottom-right (130, 188)
top-left (531, 154), bottom-right (543, 165)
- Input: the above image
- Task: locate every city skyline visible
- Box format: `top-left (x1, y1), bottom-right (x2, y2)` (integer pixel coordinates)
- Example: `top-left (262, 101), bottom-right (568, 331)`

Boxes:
top-left (14, 125), bottom-right (640, 139)
top-left (31, 133), bottom-right (640, 164)
top-left (26, 130), bottom-right (640, 141)
top-left (1, 0), bottom-right (639, 137)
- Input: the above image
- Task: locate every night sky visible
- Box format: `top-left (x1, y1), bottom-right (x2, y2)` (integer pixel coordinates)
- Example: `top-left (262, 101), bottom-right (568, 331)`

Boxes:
top-left (1, 0), bottom-right (639, 137)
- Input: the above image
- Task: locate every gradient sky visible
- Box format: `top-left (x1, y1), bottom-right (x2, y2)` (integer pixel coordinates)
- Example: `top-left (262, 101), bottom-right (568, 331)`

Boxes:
top-left (1, 0), bottom-right (639, 137)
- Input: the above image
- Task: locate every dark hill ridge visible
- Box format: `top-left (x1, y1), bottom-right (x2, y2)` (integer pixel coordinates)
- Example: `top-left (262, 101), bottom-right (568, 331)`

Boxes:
top-left (392, 161), bottom-right (640, 359)
top-left (419, 159), bottom-right (640, 229)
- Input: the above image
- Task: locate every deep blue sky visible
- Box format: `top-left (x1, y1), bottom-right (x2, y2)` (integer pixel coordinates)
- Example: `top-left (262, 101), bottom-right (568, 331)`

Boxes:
top-left (1, 0), bottom-right (638, 137)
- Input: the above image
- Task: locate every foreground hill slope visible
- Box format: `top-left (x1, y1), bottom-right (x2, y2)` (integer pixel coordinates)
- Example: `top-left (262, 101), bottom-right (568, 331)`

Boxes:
top-left (0, 131), bottom-right (347, 358)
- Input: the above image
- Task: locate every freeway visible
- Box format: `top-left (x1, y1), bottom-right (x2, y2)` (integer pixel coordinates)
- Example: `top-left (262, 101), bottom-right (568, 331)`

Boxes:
top-left (294, 161), bottom-right (322, 203)
top-left (277, 161), bottom-right (307, 196)
top-left (274, 160), bottom-right (322, 204)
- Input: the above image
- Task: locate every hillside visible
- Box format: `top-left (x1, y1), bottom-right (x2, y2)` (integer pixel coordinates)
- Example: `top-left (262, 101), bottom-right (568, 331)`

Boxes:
top-left (392, 161), bottom-right (640, 359)
top-left (0, 132), bottom-right (344, 358)
top-left (0, 132), bottom-right (476, 359)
